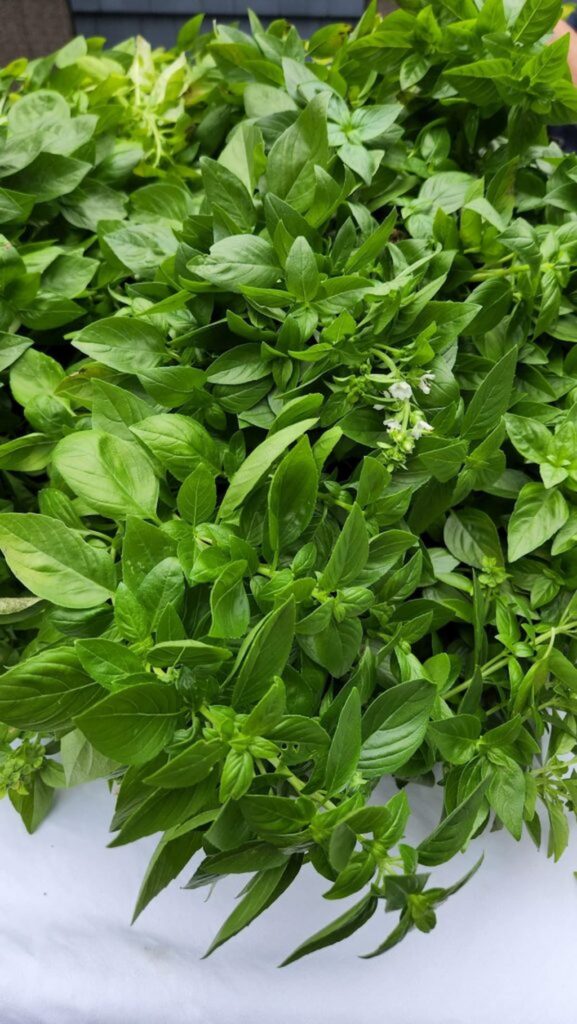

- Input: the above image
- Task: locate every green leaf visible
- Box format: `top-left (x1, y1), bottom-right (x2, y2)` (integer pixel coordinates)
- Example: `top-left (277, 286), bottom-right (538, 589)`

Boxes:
top-left (205, 857), bottom-right (301, 956)
top-left (244, 678), bottom-right (286, 735)
top-left (505, 414), bottom-right (551, 464)
top-left (285, 236), bottom-right (320, 302)
top-left (281, 894), bottom-right (378, 966)
top-left (346, 790), bottom-right (410, 845)
top-left (6, 153), bottom-right (91, 201)
top-left (417, 781), bottom-right (488, 866)
top-left (232, 596), bottom-right (296, 708)
top-left (201, 156), bottom-right (256, 235)
top-left (512, 0), bottom-right (561, 44)
top-left (219, 419), bottom-right (317, 519)
top-left (267, 436), bottom-right (318, 553)
top-left (131, 413), bottom-right (219, 480)
top-left (145, 739), bottom-right (227, 789)
top-left (319, 503), bottom-right (369, 591)
top-left (0, 513), bottom-right (115, 608)
top-left (10, 775), bottom-right (54, 834)
top-left (324, 689), bottom-right (361, 796)
top-left (219, 749), bottom-right (255, 801)
top-left (267, 93), bottom-right (329, 212)
top-left (298, 616), bottom-right (362, 679)
top-left (192, 235), bottom-right (281, 290)
top-left (146, 639), bottom-right (231, 668)
top-left (53, 430), bottom-right (159, 519)
top-left (103, 222), bottom-right (177, 277)
top-left (187, 842), bottom-right (288, 888)
top-left (428, 715), bottom-right (481, 765)
top-left (75, 638), bottom-right (144, 687)
top-left (507, 483), bottom-right (568, 562)
top-left (122, 517), bottom-right (176, 591)
top-left (72, 316), bottom-right (165, 373)
top-left (75, 683), bottom-right (180, 765)
top-left (0, 648), bottom-right (102, 730)
top-left (0, 332), bottom-right (32, 372)
top-left (487, 750), bottom-right (526, 840)
top-left (0, 434), bottom-right (55, 472)
top-left (208, 343), bottom-right (271, 385)
top-left (10, 348), bottom-right (64, 405)
top-left (444, 509), bottom-right (503, 568)
top-left (92, 380), bottom-right (155, 441)
top-left (345, 209), bottom-right (396, 274)
top-left (133, 830), bottom-right (203, 923)
top-left (461, 348), bottom-right (517, 440)
top-left (359, 680), bottom-right (436, 778)
top-left (60, 729), bottom-right (118, 786)
top-left (546, 798), bottom-right (569, 861)
top-left (209, 560), bottom-right (250, 639)
top-left (360, 913), bottom-right (412, 959)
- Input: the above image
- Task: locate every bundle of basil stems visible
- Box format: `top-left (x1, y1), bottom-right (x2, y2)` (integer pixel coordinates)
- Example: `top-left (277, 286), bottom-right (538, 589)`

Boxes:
top-left (0, 0), bottom-right (576, 963)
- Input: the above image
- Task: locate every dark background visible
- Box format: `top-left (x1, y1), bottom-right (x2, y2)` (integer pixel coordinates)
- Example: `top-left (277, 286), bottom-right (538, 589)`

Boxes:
top-left (0, 0), bottom-right (380, 63)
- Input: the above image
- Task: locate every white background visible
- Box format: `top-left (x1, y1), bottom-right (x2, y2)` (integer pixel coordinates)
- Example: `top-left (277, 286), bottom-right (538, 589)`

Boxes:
top-left (1, 780), bottom-right (576, 1024)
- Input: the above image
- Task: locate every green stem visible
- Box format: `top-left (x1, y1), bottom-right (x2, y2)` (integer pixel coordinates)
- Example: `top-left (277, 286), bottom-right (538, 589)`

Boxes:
top-left (469, 263), bottom-right (530, 282)
top-left (444, 655), bottom-right (510, 701)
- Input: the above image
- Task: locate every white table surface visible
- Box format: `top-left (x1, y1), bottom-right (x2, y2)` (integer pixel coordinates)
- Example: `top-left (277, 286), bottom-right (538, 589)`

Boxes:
top-left (1, 779), bottom-right (576, 1024)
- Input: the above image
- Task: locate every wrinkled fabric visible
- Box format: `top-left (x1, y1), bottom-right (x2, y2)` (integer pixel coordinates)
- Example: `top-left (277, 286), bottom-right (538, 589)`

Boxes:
top-left (1, 782), bottom-right (576, 1024)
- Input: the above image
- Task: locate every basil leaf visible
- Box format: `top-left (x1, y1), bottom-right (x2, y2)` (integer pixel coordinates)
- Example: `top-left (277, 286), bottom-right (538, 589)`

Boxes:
top-left (75, 683), bottom-right (180, 765)
top-left (72, 317), bottom-right (165, 373)
top-left (359, 680), bottom-right (436, 778)
top-left (219, 419), bottom-right (317, 519)
top-left (507, 483), bottom-right (568, 562)
top-left (145, 739), bottom-right (227, 789)
top-left (205, 856), bottom-right (302, 957)
top-left (0, 648), bottom-right (102, 730)
top-left (444, 509), bottom-right (503, 568)
top-left (324, 689), bottom-right (362, 796)
top-left (461, 348), bottom-right (517, 440)
top-left (209, 560), bottom-right (250, 639)
top-left (53, 430), bottom-right (159, 519)
top-left (232, 597), bottom-right (296, 708)
top-left (417, 781), bottom-right (489, 866)
top-left (319, 503), bottom-right (369, 591)
top-left (267, 436), bottom-right (318, 553)
top-left (281, 894), bottom-right (378, 966)
top-left (0, 513), bottom-right (115, 608)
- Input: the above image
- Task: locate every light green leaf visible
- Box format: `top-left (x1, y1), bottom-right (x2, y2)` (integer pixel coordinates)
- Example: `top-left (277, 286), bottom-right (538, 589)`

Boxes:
top-left (219, 419), bottom-right (317, 519)
top-left (0, 648), bottom-right (102, 730)
top-left (359, 680), bottom-right (436, 778)
top-left (232, 596), bottom-right (296, 708)
top-left (508, 483), bottom-right (568, 561)
top-left (0, 513), bottom-right (115, 608)
top-left (324, 689), bottom-right (361, 796)
top-left (192, 235), bottom-right (281, 290)
top-left (75, 683), bottom-right (180, 765)
top-left (462, 348), bottom-right (517, 440)
top-left (209, 560), bottom-right (250, 639)
top-left (319, 503), bottom-right (369, 591)
top-left (444, 509), bottom-right (503, 568)
top-left (72, 316), bottom-right (165, 373)
top-left (54, 430), bottom-right (159, 519)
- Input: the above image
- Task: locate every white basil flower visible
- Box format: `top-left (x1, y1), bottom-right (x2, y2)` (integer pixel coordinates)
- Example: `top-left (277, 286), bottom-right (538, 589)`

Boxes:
top-left (384, 418), bottom-right (403, 433)
top-left (388, 381), bottom-right (413, 401)
top-left (412, 419), bottom-right (434, 438)
top-left (418, 372), bottom-right (436, 394)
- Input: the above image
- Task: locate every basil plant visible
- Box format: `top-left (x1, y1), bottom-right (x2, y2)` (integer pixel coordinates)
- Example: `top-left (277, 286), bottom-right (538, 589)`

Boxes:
top-left (0, 0), bottom-right (577, 962)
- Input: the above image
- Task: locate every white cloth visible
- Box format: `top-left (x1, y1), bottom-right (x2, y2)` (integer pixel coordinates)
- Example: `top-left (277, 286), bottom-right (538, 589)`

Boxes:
top-left (1, 780), bottom-right (576, 1024)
